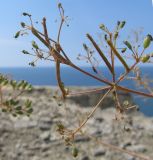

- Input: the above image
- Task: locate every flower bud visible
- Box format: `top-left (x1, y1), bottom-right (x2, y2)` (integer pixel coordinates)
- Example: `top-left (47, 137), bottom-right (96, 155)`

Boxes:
top-left (141, 55), bottom-right (150, 63)
top-left (143, 34), bottom-right (153, 49)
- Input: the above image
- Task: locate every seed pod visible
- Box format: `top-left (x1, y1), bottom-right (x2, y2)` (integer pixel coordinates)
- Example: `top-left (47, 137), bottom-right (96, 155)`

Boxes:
top-left (114, 32), bottom-right (118, 40)
top-left (117, 21), bottom-right (120, 26)
top-left (150, 53), bottom-right (153, 57)
top-left (14, 31), bottom-right (20, 39)
top-left (99, 24), bottom-right (105, 30)
top-left (141, 55), bottom-right (150, 63)
top-left (123, 41), bottom-right (132, 50)
top-left (22, 12), bottom-right (31, 17)
top-left (32, 41), bottom-right (39, 49)
top-left (143, 34), bottom-right (153, 49)
top-left (20, 22), bottom-right (26, 28)
top-left (58, 3), bottom-right (62, 8)
top-left (119, 21), bottom-right (126, 29)
top-left (121, 48), bottom-right (127, 53)
top-left (22, 50), bottom-right (30, 54)
top-left (104, 34), bottom-right (108, 41)
top-left (72, 147), bottom-right (78, 158)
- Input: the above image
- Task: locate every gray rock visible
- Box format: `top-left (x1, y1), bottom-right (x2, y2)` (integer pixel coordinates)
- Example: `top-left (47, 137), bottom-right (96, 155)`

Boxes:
top-left (81, 155), bottom-right (90, 160)
top-left (94, 149), bottom-right (106, 157)
top-left (39, 131), bottom-right (50, 142)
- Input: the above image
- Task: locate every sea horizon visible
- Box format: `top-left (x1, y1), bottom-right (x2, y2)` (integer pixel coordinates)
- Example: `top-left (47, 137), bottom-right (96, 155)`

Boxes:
top-left (0, 66), bottom-right (153, 117)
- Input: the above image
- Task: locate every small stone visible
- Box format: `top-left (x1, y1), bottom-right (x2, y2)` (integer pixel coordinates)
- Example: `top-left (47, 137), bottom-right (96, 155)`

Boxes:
top-left (81, 155), bottom-right (90, 160)
top-left (40, 131), bottom-right (50, 142)
top-left (128, 145), bottom-right (147, 153)
top-left (74, 136), bottom-right (90, 143)
top-left (94, 149), bottom-right (106, 157)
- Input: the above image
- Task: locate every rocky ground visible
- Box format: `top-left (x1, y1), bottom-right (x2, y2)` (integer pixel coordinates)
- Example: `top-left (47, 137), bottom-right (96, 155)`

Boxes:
top-left (0, 86), bottom-right (153, 160)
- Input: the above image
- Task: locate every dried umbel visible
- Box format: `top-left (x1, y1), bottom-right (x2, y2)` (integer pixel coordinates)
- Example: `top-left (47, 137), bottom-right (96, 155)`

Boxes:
top-left (13, 2), bottom-right (153, 160)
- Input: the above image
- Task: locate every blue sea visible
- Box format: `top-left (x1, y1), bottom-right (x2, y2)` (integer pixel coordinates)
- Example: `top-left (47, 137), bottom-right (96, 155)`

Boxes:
top-left (0, 66), bottom-right (153, 116)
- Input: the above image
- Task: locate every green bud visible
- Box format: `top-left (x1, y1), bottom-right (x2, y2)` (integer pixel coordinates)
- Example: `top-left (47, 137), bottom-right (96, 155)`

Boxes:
top-left (123, 41), bottom-right (132, 50)
top-left (32, 41), bottom-right (39, 49)
top-left (143, 34), bottom-right (153, 49)
top-left (14, 31), bottom-right (20, 38)
top-left (141, 55), bottom-right (150, 63)
top-left (72, 147), bottom-right (78, 158)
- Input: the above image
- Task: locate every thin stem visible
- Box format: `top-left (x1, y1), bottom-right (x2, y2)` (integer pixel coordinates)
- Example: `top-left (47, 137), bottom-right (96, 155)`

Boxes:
top-left (116, 85), bottom-right (153, 98)
top-left (92, 136), bottom-right (151, 160)
top-left (67, 86), bottom-right (111, 97)
top-left (72, 88), bottom-right (112, 136)
top-left (70, 63), bottom-right (113, 86)
top-left (0, 85), bottom-right (3, 105)
top-left (87, 34), bottom-right (113, 74)
top-left (56, 61), bottom-right (66, 98)
top-left (107, 40), bottom-right (130, 72)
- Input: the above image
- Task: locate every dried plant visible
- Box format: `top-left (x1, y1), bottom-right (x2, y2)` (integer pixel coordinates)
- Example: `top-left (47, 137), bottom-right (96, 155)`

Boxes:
top-left (13, 3), bottom-right (153, 160)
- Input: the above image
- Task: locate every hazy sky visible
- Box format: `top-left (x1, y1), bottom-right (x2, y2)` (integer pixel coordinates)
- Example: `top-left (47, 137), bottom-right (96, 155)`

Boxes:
top-left (0, 0), bottom-right (153, 67)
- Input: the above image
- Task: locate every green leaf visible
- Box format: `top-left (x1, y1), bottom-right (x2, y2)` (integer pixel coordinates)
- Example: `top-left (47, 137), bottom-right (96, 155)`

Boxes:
top-left (25, 99), bottom-right (32, 108)
top-left (27, 108), bottom-right (33, 114)
top-left (15, 106), bottom-right (22, 111)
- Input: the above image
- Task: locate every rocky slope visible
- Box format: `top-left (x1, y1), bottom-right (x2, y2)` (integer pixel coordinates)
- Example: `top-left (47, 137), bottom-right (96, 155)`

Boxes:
top-left (0, 86), bottom-right (153, 160)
